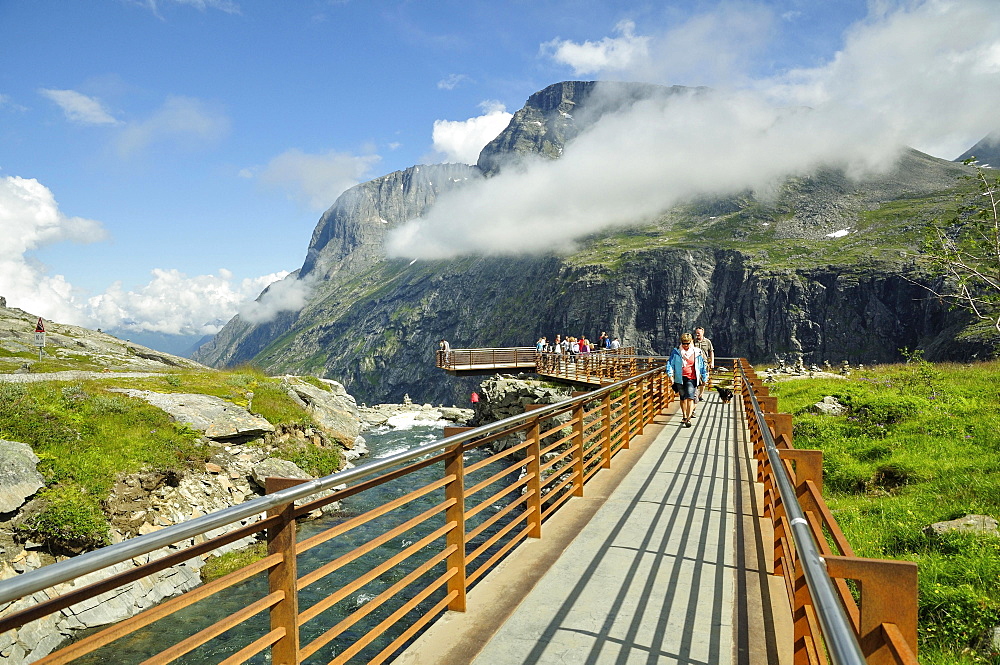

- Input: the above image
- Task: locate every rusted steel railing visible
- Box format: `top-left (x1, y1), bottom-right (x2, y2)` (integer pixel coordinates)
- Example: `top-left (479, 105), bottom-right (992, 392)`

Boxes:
top-left (435, 347), bottom-right (537, 371)
top-left (0, 366), bottom-right (671, 665)
top-left (737, 359), bottom-right (918, 665)
top-left (533, 348), bottom-right (653, 385)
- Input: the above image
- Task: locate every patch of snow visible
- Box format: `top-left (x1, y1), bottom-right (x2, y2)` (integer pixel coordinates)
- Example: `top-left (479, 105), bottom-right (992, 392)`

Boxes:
top-left (826, 229), bottom-right (851, 238)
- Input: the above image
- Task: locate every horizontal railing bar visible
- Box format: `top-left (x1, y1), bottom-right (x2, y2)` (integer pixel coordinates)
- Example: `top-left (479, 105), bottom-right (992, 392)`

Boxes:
top-left (466, 502), bottom-right (534, 564)
top-left (299, 521), bottom-right (455, 625)
top-left (296, 475), bottom-right (453, 557)
top-left (466, 471), bottom-right (533, 521)
top-left (466, 490), bottom-right (531, 543)
top-left (298, 498), bottom-right (454, 590)
top-left (299, 545), bottom-right (457, 662)
top-left (217, 628), bottom-right (284, 665)
top-left (29, 553), bottom-right (282, 665)
top-left (369, 591), bottom-right (456, 665)
top-left (540, 478), bottom-right (577, 521)
top-left (467, 520), bottom-right (533, 585)
top-left (465, 455), bottom-right (531, 498)
top-left (141, 590), bottom-right (283, 665)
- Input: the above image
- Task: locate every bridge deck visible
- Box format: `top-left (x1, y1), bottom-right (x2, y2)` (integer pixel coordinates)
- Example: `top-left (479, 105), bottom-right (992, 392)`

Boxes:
top-left (398, 391), bottom-right (790, 665)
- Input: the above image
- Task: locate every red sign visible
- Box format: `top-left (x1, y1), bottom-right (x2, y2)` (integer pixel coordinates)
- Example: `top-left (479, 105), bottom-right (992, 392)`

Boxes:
top-left (35, 318), bottom-right (45, 333)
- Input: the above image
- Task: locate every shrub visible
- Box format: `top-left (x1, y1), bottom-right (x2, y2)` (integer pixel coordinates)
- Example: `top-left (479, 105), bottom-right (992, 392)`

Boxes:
top-left (16, 486), bottom-right (111, 552)
top-left (274, 442), bottom-right (342, 478)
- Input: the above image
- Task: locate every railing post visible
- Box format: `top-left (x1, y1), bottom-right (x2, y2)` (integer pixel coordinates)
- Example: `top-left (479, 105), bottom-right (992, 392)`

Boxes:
top-left (265, 477), bottom-right (304, 665)
top-left (601, 391), bottom-right (612, 467)
top-left (623, 380), bottom-right (633, 444)
top-left (573, 398), bottom-right (586, 495)
top-left (443, 439), bottom-right (469, 610)
top-left (779, 448), bottom-right (823, 495)
top-left (765, 412), bottom-right (793, 444)
top-left (521, 407), bottom-right (545, 538)
top-left (824, 557), bottom-right (919, 664)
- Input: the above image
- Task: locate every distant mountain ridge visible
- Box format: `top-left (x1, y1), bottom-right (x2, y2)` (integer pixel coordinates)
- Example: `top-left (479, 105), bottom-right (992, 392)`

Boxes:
top-left (194, 80), bottom-right (994, 404)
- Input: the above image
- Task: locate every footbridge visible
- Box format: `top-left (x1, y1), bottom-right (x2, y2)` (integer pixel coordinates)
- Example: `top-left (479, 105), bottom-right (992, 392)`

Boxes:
top-left (0, 352), bottom-right (918, 665)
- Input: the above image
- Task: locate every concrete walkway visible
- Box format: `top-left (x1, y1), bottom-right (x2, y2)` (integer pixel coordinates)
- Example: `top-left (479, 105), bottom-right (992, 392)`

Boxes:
top-left (398, 391), bottom-right (789, 665)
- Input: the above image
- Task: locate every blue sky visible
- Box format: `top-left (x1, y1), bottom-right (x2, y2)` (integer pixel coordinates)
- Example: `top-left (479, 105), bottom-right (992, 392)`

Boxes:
top-left (2, 0), bottom-right (998, 338)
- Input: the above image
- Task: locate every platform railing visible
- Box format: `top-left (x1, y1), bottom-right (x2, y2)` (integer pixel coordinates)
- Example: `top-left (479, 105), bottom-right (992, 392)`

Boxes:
top-left (737, 360), bottom-right (918, 665)
top-left (435, 347), bottom-right (537, 370)
top-left (0, 366), bottom-right (670, 665)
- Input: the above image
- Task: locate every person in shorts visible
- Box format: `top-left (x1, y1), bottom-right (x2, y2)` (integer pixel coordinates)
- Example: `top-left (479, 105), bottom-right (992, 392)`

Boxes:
top-left (693, 327), bottom-right (715, 405)
top-left (666, 333), bottom-right (708, 428)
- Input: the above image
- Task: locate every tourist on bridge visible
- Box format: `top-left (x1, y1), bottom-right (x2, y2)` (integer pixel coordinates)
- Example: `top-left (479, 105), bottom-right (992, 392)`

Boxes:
top-left (693, 327), bottom-right (715, 402)
top-left (667, 333), bottom-right (709, 428)
top-left (611, 336), bottom-right (620, 350)
top-left (536, 337), bottom-right (547, 352)
top-left (438, 339), bottom-right (451, 364)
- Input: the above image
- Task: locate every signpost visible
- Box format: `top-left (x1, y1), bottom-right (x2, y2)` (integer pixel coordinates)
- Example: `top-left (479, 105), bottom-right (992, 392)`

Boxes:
top-left (34, 318), bottom-right (45, 361)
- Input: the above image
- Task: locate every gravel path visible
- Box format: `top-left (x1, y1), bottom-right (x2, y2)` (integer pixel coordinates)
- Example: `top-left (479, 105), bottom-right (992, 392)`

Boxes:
top-left (0, 371), bottom-right (162, 383)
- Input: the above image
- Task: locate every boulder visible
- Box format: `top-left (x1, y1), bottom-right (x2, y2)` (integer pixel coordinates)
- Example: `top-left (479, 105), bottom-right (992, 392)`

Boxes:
top-left (809, 396), bottom-right (848, 416)
top-left (250, 458), bottom-right (312, 490)
top-left (0, 440), bottom-right (44, 513)
top-left (281, 377), bottom-right (363, 442)
top-left (110, 390), bottom-right (274, 441)
top-left (924, 514), bottom-right (999, 538)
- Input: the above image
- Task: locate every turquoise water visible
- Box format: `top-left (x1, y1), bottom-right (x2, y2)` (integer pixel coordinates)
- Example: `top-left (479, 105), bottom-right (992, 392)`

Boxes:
top-left (72, 423), bottom-right (512, 664)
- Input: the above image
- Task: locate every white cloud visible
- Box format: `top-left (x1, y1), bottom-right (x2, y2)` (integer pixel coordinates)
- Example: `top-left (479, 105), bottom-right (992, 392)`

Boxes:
top-left (256, 148), bottom-right (382, 211)
top-left (129, 0), bottom-right (241, 16)
top-left (544, 10), bottom-right (774, 87)
top-left (39, 89), bottom-right (119, 126)
top-left (116, 95), bottom-right (230, 157)
top-left (0, 174), bottom-right (290, 335)
top-left (438, 74), bottom-right (471, 90)
top-left (88, 269), bottom-right (287, 335)
top-left (238, 273), bottom-right (315, 325)
top-left (543, 20), bottom-right (650, 76)
top-left (431, 101), bottom-right (513, 165)
top-left (0, 94), bottom-right (28, 113)
top-left (0, 176), bottom-right (106, 324)
top-left (388, 0), bottom-right (1000, 259)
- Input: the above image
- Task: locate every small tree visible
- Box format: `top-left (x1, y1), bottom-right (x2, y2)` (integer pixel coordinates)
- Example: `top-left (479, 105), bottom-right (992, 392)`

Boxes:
top-left (917, 159), bottom-right (1000, 332)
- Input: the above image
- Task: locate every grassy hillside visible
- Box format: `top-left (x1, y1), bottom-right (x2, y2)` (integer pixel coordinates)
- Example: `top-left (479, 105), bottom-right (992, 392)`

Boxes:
top-left (0, 366), bottom-right (339, 552)
top-left (771, 357), bottom-right (1000, 664)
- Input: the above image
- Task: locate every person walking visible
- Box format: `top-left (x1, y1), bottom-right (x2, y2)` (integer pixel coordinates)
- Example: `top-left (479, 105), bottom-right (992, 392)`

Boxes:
top-left (666, 333), bottom-right (708, 428)
top-left (693, 327), bottom-right (715, 403)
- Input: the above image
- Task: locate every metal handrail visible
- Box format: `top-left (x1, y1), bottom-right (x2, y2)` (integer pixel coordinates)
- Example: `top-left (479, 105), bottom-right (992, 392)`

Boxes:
top-left (0, 365), bottom-right (666, 608)
top-left (737, 363), bottom-right (867, 665)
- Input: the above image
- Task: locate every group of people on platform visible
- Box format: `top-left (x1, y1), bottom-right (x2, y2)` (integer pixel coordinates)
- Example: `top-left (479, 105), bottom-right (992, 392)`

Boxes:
top-left (666, 327), bottom-right (715, 428)
top-left (535, 331), bottom-right (621, 355)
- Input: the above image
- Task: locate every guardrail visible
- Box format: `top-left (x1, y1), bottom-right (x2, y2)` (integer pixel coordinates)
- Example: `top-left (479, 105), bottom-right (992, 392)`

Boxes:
top-left (737, 359), bottom-right (918, 665)
top-left (435, 347), bottom-right (537, 370)
top-left (0, 366), bottom-right (670, 665)
top-left (533, 348), bottom-right (653, 384)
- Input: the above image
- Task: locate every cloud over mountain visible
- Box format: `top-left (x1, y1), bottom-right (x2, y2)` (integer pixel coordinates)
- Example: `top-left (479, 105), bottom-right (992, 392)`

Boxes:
top-left (388, 0), bottom-right (1000, 259)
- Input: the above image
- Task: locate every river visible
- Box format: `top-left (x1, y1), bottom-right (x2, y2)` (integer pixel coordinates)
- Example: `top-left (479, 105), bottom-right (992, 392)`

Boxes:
top-left (75, 417), bottom-right (501, 664)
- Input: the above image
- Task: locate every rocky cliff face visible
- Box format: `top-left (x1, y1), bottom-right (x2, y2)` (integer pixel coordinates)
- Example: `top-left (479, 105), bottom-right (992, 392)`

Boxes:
top-left (195, 80), bottom-right (996, 405)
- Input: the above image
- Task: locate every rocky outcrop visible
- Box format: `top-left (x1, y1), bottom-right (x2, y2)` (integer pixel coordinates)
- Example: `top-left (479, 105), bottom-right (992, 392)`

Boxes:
top-left (110, 390), bottom-right (275, 441)
top-left (0, 305), bottom-right (206, 375)
top-left (468, 374), bottom-right (572, 426)
top-left (0, 441), bottom-right (44, 514)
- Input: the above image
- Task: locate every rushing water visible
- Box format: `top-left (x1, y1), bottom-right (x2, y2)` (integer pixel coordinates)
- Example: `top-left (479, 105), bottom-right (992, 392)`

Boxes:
top-left (74, 418), bottom-right (507, 665)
